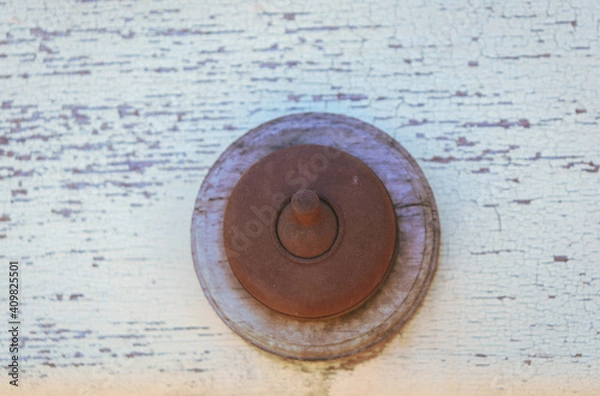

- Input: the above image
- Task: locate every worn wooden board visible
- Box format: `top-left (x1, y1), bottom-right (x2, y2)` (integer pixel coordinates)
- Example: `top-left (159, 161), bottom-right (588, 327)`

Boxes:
top-left (1, 0), bottom-right (599, 394)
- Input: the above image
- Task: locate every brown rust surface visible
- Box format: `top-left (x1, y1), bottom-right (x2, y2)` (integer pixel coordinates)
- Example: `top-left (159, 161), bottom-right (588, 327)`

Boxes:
top-left (223, 144), bottom-right (397, 319)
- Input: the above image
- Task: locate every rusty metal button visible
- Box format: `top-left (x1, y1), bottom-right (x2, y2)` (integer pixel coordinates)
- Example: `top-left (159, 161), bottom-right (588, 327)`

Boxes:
top-left (276, 189), bottom-right (338, 259)
top-left (192, 112), bottom-right (440, 360)
top-left (223, 144), bottom-right (397, 319)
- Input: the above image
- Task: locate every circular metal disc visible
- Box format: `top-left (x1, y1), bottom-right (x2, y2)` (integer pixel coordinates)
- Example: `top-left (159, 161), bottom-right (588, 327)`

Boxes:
top-left (191, 112), bottom-right (440, 360)
top-left (223, 144), bottom-right (397, 319)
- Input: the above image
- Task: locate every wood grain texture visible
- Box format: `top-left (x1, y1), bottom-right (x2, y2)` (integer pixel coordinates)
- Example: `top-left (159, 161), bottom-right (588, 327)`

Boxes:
top-left (1, 0), bottom-right (599, 394)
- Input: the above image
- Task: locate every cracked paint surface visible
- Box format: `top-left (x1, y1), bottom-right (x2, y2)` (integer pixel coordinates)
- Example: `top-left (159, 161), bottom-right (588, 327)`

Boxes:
top-left (0, 0), bottom-right (599, 395)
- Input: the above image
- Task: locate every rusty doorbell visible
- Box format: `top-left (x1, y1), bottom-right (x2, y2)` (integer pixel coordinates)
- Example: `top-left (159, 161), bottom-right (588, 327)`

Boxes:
top-left (191, 113), bottom-right (439, 360)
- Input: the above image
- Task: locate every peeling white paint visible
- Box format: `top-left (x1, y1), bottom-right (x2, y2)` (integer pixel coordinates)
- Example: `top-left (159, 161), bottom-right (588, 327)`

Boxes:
top-left (0, 0), bottom-right (599, 394)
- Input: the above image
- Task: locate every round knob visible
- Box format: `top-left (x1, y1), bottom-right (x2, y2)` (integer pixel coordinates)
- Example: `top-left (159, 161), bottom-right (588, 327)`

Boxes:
top-left (276, 190), bottom-right (338, 259)
top-left (291, 189), bottom-right (320, 224)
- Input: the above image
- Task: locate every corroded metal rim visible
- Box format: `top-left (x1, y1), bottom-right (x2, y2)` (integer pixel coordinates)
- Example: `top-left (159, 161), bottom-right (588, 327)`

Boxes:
top-left (191, 112), bottom-right (440, 360)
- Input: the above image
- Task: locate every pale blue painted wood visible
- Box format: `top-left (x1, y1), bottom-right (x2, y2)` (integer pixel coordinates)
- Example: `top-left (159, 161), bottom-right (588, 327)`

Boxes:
top-left (0, 0), bottom-right (599, 394)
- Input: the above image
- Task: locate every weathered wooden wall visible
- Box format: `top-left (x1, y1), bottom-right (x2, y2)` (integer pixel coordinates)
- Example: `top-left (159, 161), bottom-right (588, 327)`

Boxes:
top-left (1, 0), bottom-right (599, 395)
